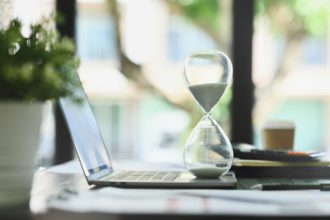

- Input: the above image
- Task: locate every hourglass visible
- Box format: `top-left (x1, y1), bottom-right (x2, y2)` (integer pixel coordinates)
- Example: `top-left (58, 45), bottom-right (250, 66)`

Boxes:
top-left (183, 50), bottom-right (233, 179)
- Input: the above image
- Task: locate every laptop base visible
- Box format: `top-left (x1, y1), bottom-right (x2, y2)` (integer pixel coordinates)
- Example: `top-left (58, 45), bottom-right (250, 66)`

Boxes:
top-left (91, 171), bottom-right (237, 189)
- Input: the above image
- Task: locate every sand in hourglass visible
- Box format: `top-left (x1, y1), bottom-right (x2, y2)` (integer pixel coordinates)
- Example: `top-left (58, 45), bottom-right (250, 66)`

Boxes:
top-left (188, 82), bottom-right (228, 113)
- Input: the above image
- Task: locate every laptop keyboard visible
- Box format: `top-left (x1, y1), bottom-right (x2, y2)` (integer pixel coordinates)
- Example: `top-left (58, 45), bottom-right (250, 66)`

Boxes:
top-left (104, 171), bottom-right (180, 182)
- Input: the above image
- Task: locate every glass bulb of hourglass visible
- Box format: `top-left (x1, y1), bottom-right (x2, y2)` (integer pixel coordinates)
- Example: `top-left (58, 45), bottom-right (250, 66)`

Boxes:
top-left (183, 50), bottom-right (233, 179)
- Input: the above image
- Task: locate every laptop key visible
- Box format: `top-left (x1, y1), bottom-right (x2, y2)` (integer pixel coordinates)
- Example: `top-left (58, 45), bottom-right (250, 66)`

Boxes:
top-left (137, 176), bottom-right (152, 181)
top-left (125, 176), bottom-right (139, 181)
top-left (163, 177), bottom-right (177, 182)
top-left (150, 176), bottom-right (164, 181)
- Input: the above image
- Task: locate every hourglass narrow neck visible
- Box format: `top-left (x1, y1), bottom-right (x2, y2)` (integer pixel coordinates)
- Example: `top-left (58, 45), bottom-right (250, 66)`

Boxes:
top-left (200, 113), bottom-right (218, 128)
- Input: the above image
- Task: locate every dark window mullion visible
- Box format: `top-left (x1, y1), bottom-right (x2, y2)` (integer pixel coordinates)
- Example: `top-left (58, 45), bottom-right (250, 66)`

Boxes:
top-left (231, 0), bottom-right (254, 144)
top-left (54, 0), bottom-right (76, 164)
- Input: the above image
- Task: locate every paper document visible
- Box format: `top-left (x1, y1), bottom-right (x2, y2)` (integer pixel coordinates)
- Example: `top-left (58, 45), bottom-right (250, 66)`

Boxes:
top-left (48, 187), bottom-right (330, 216)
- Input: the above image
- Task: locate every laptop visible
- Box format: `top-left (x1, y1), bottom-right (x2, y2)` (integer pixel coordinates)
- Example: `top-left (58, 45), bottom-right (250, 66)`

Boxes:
top-left (59, 82), bottom-right (237, 189)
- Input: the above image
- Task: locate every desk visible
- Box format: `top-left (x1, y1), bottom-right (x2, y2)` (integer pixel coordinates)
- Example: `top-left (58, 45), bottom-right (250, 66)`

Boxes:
top-left (4, 161), bottom-right (330, 220)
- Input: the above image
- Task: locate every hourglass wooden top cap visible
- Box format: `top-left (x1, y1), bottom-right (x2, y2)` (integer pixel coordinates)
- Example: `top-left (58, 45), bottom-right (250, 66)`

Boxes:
top-left (183, 50), bottom-right (233, 86)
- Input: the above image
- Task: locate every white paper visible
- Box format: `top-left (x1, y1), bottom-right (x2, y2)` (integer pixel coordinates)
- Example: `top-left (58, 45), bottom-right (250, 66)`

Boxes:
top-left (48, 187), bottom-right (330, 216)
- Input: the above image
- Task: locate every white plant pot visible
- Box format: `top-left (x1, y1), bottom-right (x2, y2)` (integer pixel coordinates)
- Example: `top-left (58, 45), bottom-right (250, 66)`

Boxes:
top-left (0, 101), bottom-right (46, 208)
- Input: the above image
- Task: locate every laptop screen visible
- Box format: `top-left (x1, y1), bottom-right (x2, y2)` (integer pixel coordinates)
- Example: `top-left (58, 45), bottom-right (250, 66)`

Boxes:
top-left (59, 88), bottom-right (113, 178)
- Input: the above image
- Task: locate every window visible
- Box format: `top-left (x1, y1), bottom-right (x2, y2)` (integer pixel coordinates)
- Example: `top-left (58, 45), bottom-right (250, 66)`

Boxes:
top-left (253, 0), bottom-right (330, 151)
top-left (76, 0), bottom-right (233, 162)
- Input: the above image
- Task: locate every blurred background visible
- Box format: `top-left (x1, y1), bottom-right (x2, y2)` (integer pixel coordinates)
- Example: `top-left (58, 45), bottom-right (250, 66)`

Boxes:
top-left (1, 0), bottom-right (330, 167)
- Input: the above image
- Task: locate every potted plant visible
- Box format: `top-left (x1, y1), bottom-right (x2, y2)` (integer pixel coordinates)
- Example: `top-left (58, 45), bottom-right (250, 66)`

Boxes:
top-left (0, 17), bottom-right (80, 208)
